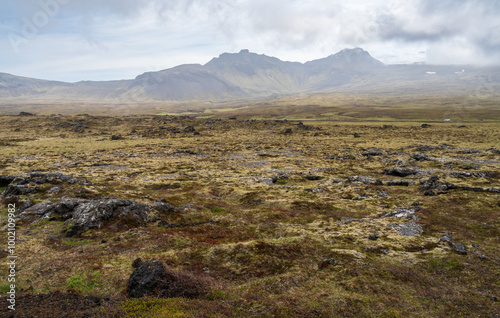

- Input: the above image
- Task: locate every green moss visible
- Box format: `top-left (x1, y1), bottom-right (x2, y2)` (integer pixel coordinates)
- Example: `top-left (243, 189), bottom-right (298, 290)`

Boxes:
top-left (66, 271), bottom-right (102, 294)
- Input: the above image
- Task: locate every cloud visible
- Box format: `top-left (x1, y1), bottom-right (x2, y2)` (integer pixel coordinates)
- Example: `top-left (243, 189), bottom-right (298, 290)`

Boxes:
top-left (0, 0), bottom-right (498, 81)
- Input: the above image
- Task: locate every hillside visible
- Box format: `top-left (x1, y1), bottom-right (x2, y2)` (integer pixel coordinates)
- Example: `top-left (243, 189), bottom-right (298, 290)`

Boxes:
top-left (1, 48), bottom-right (499, 105)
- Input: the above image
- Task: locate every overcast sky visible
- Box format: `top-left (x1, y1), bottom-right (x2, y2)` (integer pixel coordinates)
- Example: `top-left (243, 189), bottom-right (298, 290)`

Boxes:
top-left (1, 0), bottom-right (499, 82)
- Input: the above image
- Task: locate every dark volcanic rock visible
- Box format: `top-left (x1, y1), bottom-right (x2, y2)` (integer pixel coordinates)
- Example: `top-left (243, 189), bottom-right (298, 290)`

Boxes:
top-left (296, 122), bottom-right (315, 130)
top-left (0, 175), bottom-right (16, 187)
top-left (386, 180), bottom-right (412, 186)
top-left (384, 207), bottom-right (417, 219)
top-left (1, 184), bottom-right (39, 198)
top-left (411, 152), bottom-right (430, 161)
top-left (305, 175), bottom-right (323, 181)
top-left (183, 126), bottom-right (196, 133)
top-left (20, 201), bottom-right (55, 220)
top-left (128, 260), bottom-right (165, 298)
top-left (361, 148), bottom-right (384, 156)
top-left (453, 244), bottom-right (467, 255)
top-left (348, 175), bottom-right (382, 185)
top-left (18, 197), bottom-right (173, 236)
top-left (383, 167), bottom-right (420, 177)
top-left (151, 199), bottom-right (178, 214)
top-left (128, 260), bottom-right (214, 299)
top-left (377, 190), bottom-right (389, 199)
top-left (1, 173), bottom-right (88, 199)
top-left (420, 175), bottom-right (457, 194)
top-left (66, 198), bottom-right (157, 237)
top-left (259, 177), bottom-right (277, 185)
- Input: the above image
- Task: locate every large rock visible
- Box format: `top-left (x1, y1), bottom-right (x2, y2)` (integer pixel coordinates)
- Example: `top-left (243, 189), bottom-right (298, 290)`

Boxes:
top-left (66, 198), bottom-right (158, 237)
top-left (128, 260), bottom-right (165, 298)
top-left (420, 175), bottom-right (457, 194)
top-left (411, 152), bottom-right (430, 161)
top-left (0, 175), bottom-right (16, 187)
top-left (384, 207), bottom-right (417, 218)
top-left (17, 197), bottom-right (175, 236)
top-left (383, 167), bottom-right (420, 177)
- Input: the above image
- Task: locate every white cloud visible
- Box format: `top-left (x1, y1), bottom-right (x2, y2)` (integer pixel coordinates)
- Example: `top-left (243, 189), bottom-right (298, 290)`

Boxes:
top-left (0, 0), bottom-right (498, 81)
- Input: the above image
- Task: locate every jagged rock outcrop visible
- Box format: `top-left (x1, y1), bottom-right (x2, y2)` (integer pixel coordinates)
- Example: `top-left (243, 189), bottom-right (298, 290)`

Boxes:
top-left (18, 197), bottom-right (178, 236)
top-left (1, 172), bottom-right (89, 199)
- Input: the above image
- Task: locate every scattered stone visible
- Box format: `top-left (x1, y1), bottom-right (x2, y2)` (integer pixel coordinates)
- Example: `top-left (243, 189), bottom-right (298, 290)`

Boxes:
top-left (438, 233), bottom-right (453, 244)
top-left (151, 200), bottom-right (178, 214)
top-left (348, 175), bottom-right (382, 185)
top-left (453, 243), bottom-right (467, 255)
top-left (18, 197), bottom-right (34, 212)
top-left (411, 152), bottom-right (430, 161)
top-left (331, 178), bottom-right (347, 184)
top-left (385, 180), bottom-right (412, 186)
top-left (420, 175), bottom-right (457, 194)
top-left (296, 122), bottom-right (315, 130)
top-left (368, 232), bottom-right (380, 240)
top-left (259, 177), bottom-right (277, 185)
top-left (383, 167), bottom-right (420, 177)
top-left (128, 260), bottom-right (165, 298)
top-left (377, 190), bottom-right (389, 199)
top-left (384, 207), bottom-right (417, 218)
top-left (47, 186), bottom-right (61, 194)
top-left (487, 148), bottom-right (500, 154)
top-left (318, 258), bottom-right (338, 269)
top-left (305, 187), bottom-right (324, 193)
top-left (111, 135), bottom-right (123, 140)
top-left (361, 148), bottom-right (384, 156)
top-left (389, 222), bottom-right (423, 237)
top-left (356, 193), bottom-right (370, 200)
top-left (305, 175), bottom-right (323, 181)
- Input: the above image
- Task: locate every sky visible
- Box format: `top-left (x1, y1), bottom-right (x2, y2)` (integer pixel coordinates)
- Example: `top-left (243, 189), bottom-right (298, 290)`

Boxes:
top-left (1, 0), bottom-right (499, 82)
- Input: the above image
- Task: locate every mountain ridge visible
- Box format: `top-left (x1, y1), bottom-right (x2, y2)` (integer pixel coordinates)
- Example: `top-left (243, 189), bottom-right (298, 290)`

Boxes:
top-left (1, 48), bottom-right (499, 102)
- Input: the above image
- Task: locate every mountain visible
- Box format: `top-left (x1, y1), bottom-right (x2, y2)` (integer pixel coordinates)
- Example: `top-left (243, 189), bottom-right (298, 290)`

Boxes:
top-left (1, 48), bottom-right (499, 103)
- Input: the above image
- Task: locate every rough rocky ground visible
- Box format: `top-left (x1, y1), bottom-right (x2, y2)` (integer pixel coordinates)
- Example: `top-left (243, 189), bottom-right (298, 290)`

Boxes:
top-left (0, 114), bottom-right (499, 317)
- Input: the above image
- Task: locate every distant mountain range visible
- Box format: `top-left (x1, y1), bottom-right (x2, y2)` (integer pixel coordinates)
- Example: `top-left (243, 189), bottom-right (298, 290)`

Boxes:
top-left (1, 48), bottom-right (499, 102)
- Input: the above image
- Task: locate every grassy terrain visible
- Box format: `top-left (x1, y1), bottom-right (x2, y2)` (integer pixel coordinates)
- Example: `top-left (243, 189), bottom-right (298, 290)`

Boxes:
top-left (0, 109), bottom-right (499, 317)
top-left (1, 93), bottom-right (500, 122)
